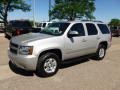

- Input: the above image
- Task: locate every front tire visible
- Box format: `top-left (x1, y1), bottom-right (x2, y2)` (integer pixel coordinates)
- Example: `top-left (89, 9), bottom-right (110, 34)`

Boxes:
top-left (36, 53), bottom-right (60, 77)
top-left (92, 44), bottom-right (106, 60)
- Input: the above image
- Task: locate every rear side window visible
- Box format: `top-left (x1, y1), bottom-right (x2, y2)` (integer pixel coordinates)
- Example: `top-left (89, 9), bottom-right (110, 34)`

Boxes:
top-left (98, 24), bottom-right (110, 34)
top-left (86, 23), bottom-right (98, 35)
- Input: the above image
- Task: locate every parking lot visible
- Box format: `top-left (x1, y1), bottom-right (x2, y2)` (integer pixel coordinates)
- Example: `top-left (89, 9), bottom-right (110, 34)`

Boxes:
top-left (0, 36), bottom-right (120, 90)
top-left (0, 36), bottom-right (9, 66)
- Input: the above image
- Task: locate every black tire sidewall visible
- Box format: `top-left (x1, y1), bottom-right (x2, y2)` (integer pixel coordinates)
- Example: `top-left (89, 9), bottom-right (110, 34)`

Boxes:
top-left (36, 53), bottom-right (60, 77)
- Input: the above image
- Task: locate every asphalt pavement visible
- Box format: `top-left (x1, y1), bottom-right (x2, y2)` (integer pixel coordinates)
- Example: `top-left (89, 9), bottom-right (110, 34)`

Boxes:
top-left (0, 36), bottom-right (120, 90)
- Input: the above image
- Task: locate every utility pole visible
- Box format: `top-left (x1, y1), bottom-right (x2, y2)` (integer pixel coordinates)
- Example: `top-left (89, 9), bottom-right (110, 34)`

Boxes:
top-left (33, 0), bottom-right (36, 27)
top-left (49, 0), bottom-right (51, 21)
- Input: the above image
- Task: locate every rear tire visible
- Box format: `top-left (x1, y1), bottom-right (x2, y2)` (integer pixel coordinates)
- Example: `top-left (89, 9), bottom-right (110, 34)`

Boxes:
top-left (36, 53), bottom-right (60, 77)
top-left (92, 44), bottom-right (106, 60)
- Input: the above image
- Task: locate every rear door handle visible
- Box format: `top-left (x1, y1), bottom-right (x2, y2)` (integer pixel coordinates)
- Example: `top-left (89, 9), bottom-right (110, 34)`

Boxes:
top-left (97, 37), bottom-right (100, 40)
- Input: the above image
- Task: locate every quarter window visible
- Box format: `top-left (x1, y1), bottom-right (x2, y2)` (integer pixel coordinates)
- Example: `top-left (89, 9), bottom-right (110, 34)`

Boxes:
top-left (98, 24), bottom-right (110, 34)
top-left (86, 23), bottom-right (98, 35)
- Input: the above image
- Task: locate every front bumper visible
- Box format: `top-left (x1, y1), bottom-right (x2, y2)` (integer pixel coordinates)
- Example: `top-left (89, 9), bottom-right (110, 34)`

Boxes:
top-left (8, 49), bottom-right (38, 71)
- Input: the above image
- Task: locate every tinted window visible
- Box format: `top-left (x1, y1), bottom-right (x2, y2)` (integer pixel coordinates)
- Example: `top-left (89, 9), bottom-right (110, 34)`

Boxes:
top-left (70, 23), bottom-right (85, 36)
top-left (98, 24), bottom-right (110, 34)
top-left (10, 21), bottom-right (32, 27)
top-left (86, 23), bottom-right (98, 35)
top-left (23, 21), bottom-right (32, 27)
top-left (43, 23), bottom-right (46, 27)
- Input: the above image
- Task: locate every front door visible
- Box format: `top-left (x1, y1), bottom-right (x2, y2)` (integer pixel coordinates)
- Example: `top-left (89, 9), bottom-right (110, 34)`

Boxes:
top-left (65, 23), bottom-right (87, 59)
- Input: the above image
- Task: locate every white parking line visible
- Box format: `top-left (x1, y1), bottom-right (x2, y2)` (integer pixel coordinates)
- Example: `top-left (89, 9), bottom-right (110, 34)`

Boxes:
top-left (0, 65), bottom-right (17, 81)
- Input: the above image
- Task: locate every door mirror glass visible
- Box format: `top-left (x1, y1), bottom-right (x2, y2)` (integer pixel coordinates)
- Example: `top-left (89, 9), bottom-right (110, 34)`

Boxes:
top-left (68, 31), bottom-right (79, 38)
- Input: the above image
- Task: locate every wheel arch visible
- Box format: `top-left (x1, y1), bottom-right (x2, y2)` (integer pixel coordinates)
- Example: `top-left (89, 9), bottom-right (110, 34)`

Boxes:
top-left (99, 41), bottom-right (108, 49)
top-left (38, 49), bottom-right (62, 62)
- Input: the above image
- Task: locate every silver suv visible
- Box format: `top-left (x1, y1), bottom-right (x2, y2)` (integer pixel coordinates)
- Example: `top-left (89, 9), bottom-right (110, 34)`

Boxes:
top-left (8, 21), bottom-right (112, 77)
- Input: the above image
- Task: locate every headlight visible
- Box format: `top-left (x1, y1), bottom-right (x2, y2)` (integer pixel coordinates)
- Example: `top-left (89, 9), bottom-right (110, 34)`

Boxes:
top-left (19, 46), bottom-right (33, 55)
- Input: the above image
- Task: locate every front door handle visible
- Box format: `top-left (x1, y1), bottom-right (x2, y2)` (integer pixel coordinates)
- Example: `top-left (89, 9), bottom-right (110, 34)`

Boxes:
top-left (82, 39), bottom-right (87, 42)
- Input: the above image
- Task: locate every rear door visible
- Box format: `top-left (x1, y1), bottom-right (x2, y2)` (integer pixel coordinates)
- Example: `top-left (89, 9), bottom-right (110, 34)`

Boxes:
top-left (84, 23), bottom-right (100, 53)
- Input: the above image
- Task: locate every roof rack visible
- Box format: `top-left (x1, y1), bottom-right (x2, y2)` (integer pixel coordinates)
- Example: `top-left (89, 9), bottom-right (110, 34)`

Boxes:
top-left (81, 20), bottom-right (103, 23)
top-left (92, 20), bottom-right (103, 23)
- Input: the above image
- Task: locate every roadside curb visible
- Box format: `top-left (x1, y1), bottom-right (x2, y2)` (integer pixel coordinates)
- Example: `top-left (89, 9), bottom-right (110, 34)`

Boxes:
top-left (0, 65), bottom-right (17, 81)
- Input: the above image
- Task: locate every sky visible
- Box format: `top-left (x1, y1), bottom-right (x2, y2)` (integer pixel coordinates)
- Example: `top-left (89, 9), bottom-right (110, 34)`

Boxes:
top-left (8, 0), bottom-right (120, 23)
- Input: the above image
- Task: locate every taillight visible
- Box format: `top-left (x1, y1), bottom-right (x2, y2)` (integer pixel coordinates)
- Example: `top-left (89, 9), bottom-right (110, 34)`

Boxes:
top-left (15, 29), bottom-right (21, 36)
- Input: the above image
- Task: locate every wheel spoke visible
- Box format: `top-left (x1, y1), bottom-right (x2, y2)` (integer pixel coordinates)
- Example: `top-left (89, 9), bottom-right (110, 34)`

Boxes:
top-left (99, 48), bottom-right (105, 58)
top-left (44, 58), bottom-right (57, 73)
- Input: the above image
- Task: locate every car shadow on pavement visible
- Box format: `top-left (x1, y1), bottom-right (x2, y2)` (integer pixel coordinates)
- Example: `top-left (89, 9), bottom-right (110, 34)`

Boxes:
top-left (9, 61), bottom-right (34, 76)
top-left (9, 58), bottom-right (90, 77)
top-left (60, 58), bottom-right (90, 69)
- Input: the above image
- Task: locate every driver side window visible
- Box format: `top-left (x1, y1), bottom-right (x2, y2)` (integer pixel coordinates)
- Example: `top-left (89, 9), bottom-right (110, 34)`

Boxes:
top-left (70, 23), bottom-right (85, 36)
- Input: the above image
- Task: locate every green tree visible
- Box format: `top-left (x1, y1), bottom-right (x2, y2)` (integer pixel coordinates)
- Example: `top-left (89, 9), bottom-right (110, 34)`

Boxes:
top-left (50, 0), bottom-right (96, 21)
top-left (0, 0), bottom-right (31, 31)
top-left (109, 19), bottom-right (120, 26)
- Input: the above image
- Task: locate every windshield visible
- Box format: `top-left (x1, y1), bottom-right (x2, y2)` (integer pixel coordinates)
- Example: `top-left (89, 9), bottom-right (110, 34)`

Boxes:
top-left (40, 22), bottom-right (70, 36)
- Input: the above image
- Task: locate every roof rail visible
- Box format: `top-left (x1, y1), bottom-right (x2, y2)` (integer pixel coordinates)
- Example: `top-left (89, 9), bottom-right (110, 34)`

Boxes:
top-left (81, 20), bottom-right (91, 22)
top-left (81, 20), bottom-right (103, 23)
top-left (92, 20), bottom-right (103, 23)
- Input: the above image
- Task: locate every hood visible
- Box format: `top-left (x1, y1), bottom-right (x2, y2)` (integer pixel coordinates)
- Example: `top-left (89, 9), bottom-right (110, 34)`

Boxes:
top-left (11, 33), bottom-right (54, 44)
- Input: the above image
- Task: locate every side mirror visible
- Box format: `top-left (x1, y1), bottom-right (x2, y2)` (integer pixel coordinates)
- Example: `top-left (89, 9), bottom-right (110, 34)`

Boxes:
top-left (68, 31), bottom-right (79, 38)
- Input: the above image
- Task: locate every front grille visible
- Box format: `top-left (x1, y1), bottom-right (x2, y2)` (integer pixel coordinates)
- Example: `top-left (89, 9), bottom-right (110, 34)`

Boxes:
top-left (10, 48), bottom-right (17, 54)
top-left (10, 42), bottom-right (18, 48)
top-left (10, 42), bottom-right (18, 54)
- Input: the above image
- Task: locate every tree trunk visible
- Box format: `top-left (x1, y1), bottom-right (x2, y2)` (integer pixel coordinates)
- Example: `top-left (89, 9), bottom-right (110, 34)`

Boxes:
top-left (69, 9), bottom-right (75, 21)
top-left (3, 0), bottom-right (11, 33)
top-left (3, 14), bottom-right (8, 33)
